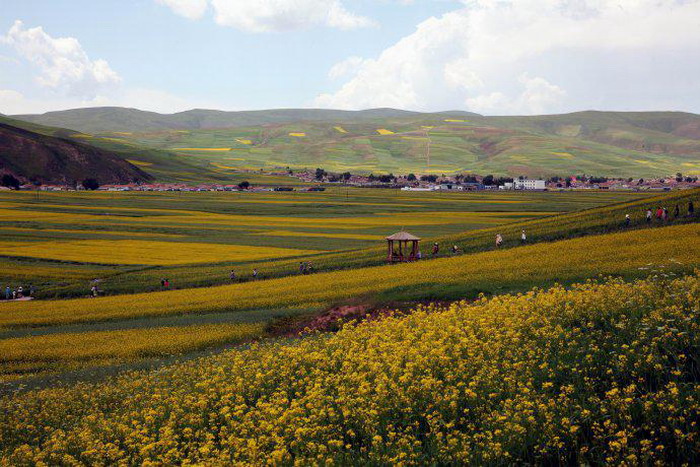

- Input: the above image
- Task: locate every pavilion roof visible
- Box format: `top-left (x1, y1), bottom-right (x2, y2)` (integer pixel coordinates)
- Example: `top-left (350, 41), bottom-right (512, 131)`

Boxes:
top-left (386, 231), bottom-right (421, 241)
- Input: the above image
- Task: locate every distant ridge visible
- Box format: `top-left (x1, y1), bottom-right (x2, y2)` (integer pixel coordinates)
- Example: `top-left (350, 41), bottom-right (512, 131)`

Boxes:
top-left (12, 107), bottom-right (481, 134)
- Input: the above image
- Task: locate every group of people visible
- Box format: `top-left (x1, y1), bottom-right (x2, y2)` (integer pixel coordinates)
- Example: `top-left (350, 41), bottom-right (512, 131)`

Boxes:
top-left (3, 284), bottom-right (34, 301)
top-left (298, 262), bottom-right (315, 275)
top-left (641, 201), bottom-right (694, 225)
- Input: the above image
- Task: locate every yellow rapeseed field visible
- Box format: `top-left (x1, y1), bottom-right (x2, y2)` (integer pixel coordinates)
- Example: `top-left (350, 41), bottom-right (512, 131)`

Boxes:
top-left (1, 223), bottom-right (697, 329)
top-left (376, 128), bottom-right (395, 135)
top-left (289, 132), bottom-right (306, 137)
top-left (1, 273), bottom-right (698, 464)
top-left (0, 322), bottom-right (265, 377)
top-left (0, 239), bottom-right (317, 265)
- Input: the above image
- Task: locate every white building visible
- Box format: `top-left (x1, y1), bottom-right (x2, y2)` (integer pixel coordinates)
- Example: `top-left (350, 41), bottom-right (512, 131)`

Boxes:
top-left (514, 179), bottom-right (546, 190)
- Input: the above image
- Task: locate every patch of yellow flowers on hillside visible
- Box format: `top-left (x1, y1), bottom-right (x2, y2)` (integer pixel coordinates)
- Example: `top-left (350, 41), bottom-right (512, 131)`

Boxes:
top-left (1, 272), bottom-right (699, 464)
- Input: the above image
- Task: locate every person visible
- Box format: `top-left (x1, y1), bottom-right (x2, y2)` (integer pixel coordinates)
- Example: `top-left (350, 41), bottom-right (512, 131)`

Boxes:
top-left (646, 208), bottom-right (652, 223)
top-left (521, 230), bottom-right (527, 243)
top-left (416, 251), bottom-right (422, 260)
top-left (690, 200), bottom-right (695, 217)
top-left (4, 285), bottom-right (10, 300)
top-left (252, 268), bottom-right (258, 279)
top-left (451, 245), bottom-right (458, 254)
top-left (160, 278), bottom-right (166, 288)
top-left (299, 262), bottom-right (305, 274)
top-left (624, 214), bottom-right (631, 227)
top-left (90, 285), bottom-right (98, 297)
top-left (229, 270), bottom-right (236, 281)
top-left (164, 279), bottom-right (170, 288)
top-left (28, 284), bottom-right (35, 297)
top-left (674, 204), bottom-right (680, 218)
top-left (306, 262), bottom-right (314, 274)
top-left (656, 207), bottom-right (663, 220)
top-left (432, 243), bottom-right (439, 256)
top-left (662, 207), bottom-right (668, 221)
top-left (495, 233), bottom-right (503, 248)
top-left (16, 286), bottom-right (23, 299)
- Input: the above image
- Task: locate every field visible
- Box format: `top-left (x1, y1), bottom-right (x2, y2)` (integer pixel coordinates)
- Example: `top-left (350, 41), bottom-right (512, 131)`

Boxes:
top-left (2, 272), bottom-right (699, 464)
top-left (0, 188), bottom-right (698, 382)
top-left (0, 189), bottom-right (648, 298)
top-left (0, 186), bottom-right (698, 464)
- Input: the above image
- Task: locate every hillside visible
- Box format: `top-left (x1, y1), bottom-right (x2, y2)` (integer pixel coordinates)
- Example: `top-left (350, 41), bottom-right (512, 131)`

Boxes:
top-left (0, 119), bottom-right (152, 185)
top-left (12, 107), bottom-right (462, 133)
top-left (12, 108), bottom-right (700, 178)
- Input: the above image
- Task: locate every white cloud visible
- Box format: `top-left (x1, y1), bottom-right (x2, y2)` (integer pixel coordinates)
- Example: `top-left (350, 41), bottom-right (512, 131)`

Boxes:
top-left (155, 0), bottom-right (208, 19)
top-left (2, 20), bottom-right (121, 99)
top-left (328, 56), bottom-right (369, 80)
top-left (207, 0), bottom-right (375, 32)
top-left (315, 0), bottom-right (700, 114)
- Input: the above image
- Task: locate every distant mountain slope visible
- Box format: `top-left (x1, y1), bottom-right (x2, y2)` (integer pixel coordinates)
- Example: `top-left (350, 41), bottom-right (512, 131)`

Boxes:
top-left (10, 108), bottom-right (700, 177)
top-left (12, 107), bottom-right (472, 134)
top-left (0, 118), bottom-right (153, 185)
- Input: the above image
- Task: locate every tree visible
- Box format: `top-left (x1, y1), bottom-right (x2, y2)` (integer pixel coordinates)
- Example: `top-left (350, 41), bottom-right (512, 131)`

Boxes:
top-left (238, 181), bottom-right (250, 189)
top-left (315, 168), bottom-right (326, 180)
top-left (378, 173), bottom-right (395, 183)
top-left (342, 172), bottom-right (352, 181)
top-left (1, 174), bottom-right (20, 190)
top-left (482, 175), bottom-right (495, 186)
top-left (82, 178), bottom-right (100, 190)
top-left (407, 173), bottom-right (416, 181)
top-left (676, 172), bottom-right (683, 182)
top-left (420, 174), bottom-right (438, 183)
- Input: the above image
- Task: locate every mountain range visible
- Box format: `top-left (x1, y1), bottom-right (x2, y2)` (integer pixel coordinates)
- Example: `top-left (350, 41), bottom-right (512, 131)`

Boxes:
top-left (6, 107), bottom-right (700, 180)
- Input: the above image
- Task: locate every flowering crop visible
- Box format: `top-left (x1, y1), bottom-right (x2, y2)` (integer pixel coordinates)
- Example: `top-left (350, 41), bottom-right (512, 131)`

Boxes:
top-left (0, 240), bottom-right (317, 265)
top-left (1, 273), bottom-right (698, 464)
top-left (2, 223), bottom-right (697, 329)
top-left (0, 322), bottom-right (264, 379)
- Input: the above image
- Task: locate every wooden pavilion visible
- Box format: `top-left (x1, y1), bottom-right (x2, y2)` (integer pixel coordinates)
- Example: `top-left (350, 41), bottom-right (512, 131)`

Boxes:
top-left (386, 231), bottom-right (421, 262)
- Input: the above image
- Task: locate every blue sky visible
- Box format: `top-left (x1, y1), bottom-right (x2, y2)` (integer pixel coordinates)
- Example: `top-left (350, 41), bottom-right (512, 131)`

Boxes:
top-left (2, 0), bottom-right (700, 115)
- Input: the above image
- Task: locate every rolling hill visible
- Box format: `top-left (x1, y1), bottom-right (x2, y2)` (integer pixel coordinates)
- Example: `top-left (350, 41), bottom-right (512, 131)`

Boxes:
top-left (11, 108), bottom-right (700, 178)
top-left (0, 117), bottom-right (152, 185)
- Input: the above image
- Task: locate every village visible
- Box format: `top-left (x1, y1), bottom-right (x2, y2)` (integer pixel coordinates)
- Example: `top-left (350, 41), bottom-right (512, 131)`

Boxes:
top-left (4, 168), bottom-right (698, 193)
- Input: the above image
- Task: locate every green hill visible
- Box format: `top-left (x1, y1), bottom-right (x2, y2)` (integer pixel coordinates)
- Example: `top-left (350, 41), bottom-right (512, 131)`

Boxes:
top-left (13, 108), bottom-right (700, 178)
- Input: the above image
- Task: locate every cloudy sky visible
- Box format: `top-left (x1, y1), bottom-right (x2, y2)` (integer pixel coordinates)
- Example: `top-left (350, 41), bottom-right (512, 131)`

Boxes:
top-left (1, 0), bottom-right (699, 115)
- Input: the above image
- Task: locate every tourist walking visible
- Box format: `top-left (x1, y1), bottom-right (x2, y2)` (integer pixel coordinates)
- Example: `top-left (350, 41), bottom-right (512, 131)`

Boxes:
top-left (646, 209), bottom-right (652, 223)
top-left (90, 285), bottom-right (98, 297)
top-left (495, 234), bottom-right (503, 248)
top-left (451, 245), bottom-right (458, 254)
top-left (689, 201), bottom-right (695, 217)
top-left (624, 214), bottom-right (631, 227)
top-left (299, 262), bottom-right (305, 274)
top-left (252, 269), bottom-right (258, 279)
top-left (229, 270), bottom-right (236, 281)
top-left (662, 207), bottom-right (668, 221)
top-left (432, 243), bottom-right (439, 256)
top-left (656, 207), bottom-right (663, 220)
top-left (674, 204), bottom-right (680, 218)
top-left (16, 286), bottom-right (23, 299)
top-left (521, 230), bottom-right (527, 243)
